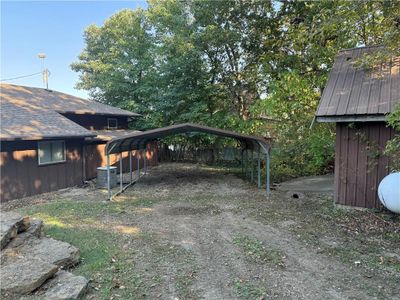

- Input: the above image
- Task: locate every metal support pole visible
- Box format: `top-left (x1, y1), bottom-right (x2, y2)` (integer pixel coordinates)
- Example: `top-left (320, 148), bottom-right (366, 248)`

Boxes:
top-left (257, 150), bottom-right (261, 188)
top-left (137, 151), bottom-right (140, 179)
top-left (107, 154), bottom-right (111, 200)
top-left (119, 153), bottom-right (123, 192)
top-left (244, 149), bottom-right (248, 179)
top-left (241, 149), bottom-right (244, 175)
top-left (129, 150), bottom-right (132, 183)
top-left (265, 147), bottom-right (270, 196)
top-left (251, 150), bottom-right (254, 183)
top-left (144, 149), bottom-right (147, 175)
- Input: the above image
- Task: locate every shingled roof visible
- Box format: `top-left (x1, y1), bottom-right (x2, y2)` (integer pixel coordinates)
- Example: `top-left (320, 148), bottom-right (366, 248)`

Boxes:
top-left (316, 46), bottom-right (400, 122)
top-left (0, 84), bottom-right (140, 141)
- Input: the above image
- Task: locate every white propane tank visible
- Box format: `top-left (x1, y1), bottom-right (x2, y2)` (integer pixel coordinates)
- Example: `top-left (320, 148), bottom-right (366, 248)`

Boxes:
top-left (377, 172), bottom-right (400, 214)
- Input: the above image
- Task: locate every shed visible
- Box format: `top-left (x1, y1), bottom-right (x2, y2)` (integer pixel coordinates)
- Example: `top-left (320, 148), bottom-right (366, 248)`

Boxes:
top-left (315, 46), bottom-right (399, 209)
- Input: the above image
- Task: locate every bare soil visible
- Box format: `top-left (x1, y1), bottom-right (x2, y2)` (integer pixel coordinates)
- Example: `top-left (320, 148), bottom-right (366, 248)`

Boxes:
top-left (2, 163), bottom-right (399, 300)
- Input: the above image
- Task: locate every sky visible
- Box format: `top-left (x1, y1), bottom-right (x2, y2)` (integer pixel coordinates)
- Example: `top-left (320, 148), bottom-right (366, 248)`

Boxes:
top-left (1, 0), bottom-right (147, 98)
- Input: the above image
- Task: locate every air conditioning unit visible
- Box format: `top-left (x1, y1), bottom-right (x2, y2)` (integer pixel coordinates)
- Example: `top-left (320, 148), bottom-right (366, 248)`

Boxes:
top-left (97, 166), bottom-right (117, 188)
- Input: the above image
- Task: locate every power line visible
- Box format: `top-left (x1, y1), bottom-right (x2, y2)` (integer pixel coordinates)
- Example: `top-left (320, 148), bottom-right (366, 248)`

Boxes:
top-left (0, 71), bottom-right (42, 82)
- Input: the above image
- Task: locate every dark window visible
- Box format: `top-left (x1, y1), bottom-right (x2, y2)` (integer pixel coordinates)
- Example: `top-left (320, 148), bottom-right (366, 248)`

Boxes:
top-left (38, 140), bottom-right (66, 165)
top-left (107, 118), bottom-right (118, 129)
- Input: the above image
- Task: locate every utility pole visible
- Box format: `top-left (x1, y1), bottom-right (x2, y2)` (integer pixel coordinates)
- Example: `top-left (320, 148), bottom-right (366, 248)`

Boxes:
top-left (38, 53), bottom-right (49, 89)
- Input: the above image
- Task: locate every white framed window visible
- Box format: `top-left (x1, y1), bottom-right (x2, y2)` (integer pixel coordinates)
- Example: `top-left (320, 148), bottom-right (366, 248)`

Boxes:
top-left (107, 118), bottom-right (118, 129)
top-left (38, 140), bottom-right (66, 165)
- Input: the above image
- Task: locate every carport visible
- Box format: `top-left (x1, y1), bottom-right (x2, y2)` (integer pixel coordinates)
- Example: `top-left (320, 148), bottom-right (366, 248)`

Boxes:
top-left (104, 123), bottom-right (271, 200)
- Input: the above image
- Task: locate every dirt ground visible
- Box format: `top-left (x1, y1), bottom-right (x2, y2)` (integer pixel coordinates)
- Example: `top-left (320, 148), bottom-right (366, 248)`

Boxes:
top-left (3, 163), bottom-right (399, 300)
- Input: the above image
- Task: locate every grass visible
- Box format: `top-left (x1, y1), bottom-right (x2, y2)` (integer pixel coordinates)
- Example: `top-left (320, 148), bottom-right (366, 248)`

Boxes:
top-left (287, 201), bottom-right (400, 274)
top-left (233, 235), bottom-right (285, 268)
top-left (234, 279), bottom-right (267, 299)
top-left (18, 199), bottom-right (200, 299)
top-left (150, 244), bottom-right (199, 299)
top-left (11, 163), bottom-right (400, 299)
top-left (241, 189), bottom-right (400, 298)
top-left (384, 231), bottom-right (400, 243)
top-left (20, 202), bottom-right (144, 299)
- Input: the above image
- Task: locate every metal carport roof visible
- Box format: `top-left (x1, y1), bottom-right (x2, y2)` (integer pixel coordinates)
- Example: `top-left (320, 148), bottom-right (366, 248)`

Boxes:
top-left (105, 123), bottom-right (271, 155)
top-left (104, 123), bottom-right (272, 200)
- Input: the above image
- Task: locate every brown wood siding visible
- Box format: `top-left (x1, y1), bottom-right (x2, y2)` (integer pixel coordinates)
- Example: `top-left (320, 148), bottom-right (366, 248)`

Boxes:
top-left (61, 113), bottom-right (129, 130)
top-left (84, 142), bottom-right (158, 180)
top-left (334, 122), bottom-right (395, 209)
top-left (0, 139), bottom-right (84, 202)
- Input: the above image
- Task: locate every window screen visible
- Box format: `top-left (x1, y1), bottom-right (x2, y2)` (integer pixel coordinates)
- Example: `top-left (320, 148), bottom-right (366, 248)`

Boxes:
top-left (38, 141), bottom-right (66, 165)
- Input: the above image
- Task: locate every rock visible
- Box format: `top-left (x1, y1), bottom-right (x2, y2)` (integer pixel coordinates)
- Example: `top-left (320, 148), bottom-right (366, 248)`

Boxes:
top-left (0, 256), bottom-right (58, 295)
top-left (5, 233), bottom-right (80, 268)
top-left (42, 270), bottom-right (88, 300)
top-left (0, 223), bottom-right (17, 250)
top-left (26, 219), bottom-right (44, 237)
top-left (0, 211), bottom-right (29, 249)
top-left (0, 214), bottom-right (87, 299)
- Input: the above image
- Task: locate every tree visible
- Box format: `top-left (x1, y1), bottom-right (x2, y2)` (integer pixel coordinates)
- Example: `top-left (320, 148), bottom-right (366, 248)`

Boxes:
top-left (71, 9), bottom-right (156, 123)
top-left (72, 0), bottom-right (400, 179)
top-left (190, 0), bottom-right (276, 122)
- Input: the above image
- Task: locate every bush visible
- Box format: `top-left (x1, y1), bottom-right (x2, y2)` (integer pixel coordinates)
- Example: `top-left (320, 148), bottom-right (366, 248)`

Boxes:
top-left (271, 123), bottom-right (335, 183)
top-left (385, 104), bottom-right (400, 172)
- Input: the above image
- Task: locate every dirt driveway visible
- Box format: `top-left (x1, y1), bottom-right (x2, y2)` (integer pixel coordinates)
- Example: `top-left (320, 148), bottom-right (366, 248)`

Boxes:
top-left (4, 163), bottom-right (399, 299)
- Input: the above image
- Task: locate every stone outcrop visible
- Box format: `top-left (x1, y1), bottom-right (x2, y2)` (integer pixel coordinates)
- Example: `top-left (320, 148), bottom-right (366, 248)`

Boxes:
top-left (26, 219), bottom-right (44, 238)
top-left (0, 211), bottom-right (29, 249)
top-left (0, 212), bottom-right (88, 300)
top-left (1, 256), bottom-right (59, 295)
top-left (42, 271), bottom-right (88, 300)
top-left (7, 233), bottom-right (80, 267)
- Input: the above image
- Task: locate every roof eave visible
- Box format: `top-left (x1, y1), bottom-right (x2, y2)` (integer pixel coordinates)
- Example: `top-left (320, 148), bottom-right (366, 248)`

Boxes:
top-left (316, 115), bottom-right (387, 123)
top-left (59, 111), bottom-right (142, 117)
top-left (0, 133), bottom-right (97, 142)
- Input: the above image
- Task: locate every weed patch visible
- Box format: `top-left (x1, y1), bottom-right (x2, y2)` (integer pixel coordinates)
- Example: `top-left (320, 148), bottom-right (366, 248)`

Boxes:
top-left (234, 279), bottom-right (267, 299)
top-left (233, 235), bottom-right (285, 268)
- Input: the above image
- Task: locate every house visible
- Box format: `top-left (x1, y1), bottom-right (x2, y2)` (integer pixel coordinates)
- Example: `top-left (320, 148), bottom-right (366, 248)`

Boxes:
top-left (0, 83), bottom-right (157, 201)
top-left (315, 46), bottom-right (399, 209)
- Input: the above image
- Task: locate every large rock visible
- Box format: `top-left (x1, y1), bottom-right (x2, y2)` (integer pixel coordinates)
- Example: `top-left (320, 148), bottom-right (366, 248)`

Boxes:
top-left (0, 213), bottom-right (86, 299)
top-left (0, 211), bottom-right (29, 249)
top-left (0, 256), bottom-right (58, 295)
top-left (42, 270), bottom-right (88, 300)
top-left (6, 233), bottom-right (80, 268)
top-left (26, 219), bottom-right (44, 238)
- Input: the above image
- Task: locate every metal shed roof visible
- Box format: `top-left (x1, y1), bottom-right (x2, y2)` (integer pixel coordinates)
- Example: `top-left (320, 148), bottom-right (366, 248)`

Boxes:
top-left (316, 46), bottom-right (400, 122)
top-left (105, 123), bottom-right (271, 155)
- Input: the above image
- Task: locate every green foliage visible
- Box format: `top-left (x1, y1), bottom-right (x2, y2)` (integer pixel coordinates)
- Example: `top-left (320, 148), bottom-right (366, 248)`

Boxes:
top-left (234, 280), bottom-right (267, 300)
top-left (385, 104), bottom-right (400, 171)
top-left (387, 104), bottom-right (400, 131)
top-left (343, 1), bottom-right (400, 68)
top-left (253, 72), bottom-right (335, 181)
top-left (271, 124), bottom-right (335, 182)
top-left (72, 0), bottom-right (400, 180)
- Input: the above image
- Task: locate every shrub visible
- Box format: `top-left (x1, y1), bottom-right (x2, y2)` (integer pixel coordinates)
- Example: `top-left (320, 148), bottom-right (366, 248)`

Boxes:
top-left (385, 104), bottom-right (400, 172)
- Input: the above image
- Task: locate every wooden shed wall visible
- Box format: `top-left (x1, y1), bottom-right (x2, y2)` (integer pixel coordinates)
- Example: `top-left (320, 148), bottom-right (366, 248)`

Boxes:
top-left (0, 139), bottom-right (84, 202)
top-left (84, 142), bottom-right (158, 180)
top-left (335, 122), bottom-right (395, 209)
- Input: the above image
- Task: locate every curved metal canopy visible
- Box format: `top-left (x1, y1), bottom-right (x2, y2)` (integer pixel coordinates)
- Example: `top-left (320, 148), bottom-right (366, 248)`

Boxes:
top-left (105, 123), bottom-right (271, 155)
